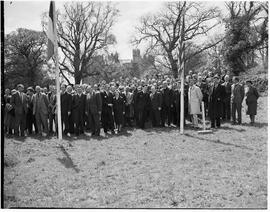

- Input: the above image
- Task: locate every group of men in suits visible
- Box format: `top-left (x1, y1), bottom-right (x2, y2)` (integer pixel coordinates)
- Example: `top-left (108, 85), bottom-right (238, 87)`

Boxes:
top-left (4, 69), bottom-right (248, 138)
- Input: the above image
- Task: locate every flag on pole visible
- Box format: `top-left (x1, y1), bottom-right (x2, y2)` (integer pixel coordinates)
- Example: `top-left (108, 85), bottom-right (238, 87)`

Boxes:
top-left (47, 1), bottom-right (55, 60)
top-left (46, 1), bottom-right (63, 140)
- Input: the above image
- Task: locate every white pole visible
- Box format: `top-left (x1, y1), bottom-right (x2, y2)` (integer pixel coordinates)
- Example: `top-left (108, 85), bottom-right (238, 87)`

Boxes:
top-left (201, 101), bottom-right (206, 130)
top-left (53, 1), bottom-right (62, 140)
top-left (179, 2), bottom-right (186, 135)
top-left (180, 70), bottom-right (184, 134)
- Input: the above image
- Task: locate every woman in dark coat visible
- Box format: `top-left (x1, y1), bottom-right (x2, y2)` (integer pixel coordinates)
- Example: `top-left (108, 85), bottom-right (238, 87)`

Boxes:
top-left (245, 80), bottom-right (259, 125)
top-left (113, 90), bottom-right (125, 133)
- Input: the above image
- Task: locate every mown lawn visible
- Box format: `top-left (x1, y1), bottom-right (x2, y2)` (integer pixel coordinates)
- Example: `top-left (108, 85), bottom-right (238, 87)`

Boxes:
top-left (3, 96), bottom-right (267, 208)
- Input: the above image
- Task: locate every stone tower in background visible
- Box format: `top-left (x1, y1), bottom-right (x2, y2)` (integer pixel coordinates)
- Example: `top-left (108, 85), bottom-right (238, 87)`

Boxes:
top-left (132, 49), bottom-right (141, 63)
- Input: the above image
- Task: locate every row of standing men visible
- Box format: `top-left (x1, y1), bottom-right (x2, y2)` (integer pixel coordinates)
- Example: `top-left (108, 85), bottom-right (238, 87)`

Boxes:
top-left (4, 73), bottom-right (259, 137)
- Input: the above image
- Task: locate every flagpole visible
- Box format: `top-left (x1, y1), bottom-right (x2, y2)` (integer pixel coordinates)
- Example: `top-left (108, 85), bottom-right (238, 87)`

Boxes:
top-left (52, 1), bottom-right (62, 140)
top-left (179, 1), bottom-right (186, 135)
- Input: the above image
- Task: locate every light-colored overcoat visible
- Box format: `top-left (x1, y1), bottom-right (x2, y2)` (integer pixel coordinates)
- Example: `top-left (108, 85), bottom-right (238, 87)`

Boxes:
top-left (188, 85), bottom-right (203, 114)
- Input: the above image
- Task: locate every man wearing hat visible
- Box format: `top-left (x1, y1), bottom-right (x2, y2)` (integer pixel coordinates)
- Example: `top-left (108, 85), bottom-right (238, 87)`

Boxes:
top-left (208, 75), bottom-right (226, 128)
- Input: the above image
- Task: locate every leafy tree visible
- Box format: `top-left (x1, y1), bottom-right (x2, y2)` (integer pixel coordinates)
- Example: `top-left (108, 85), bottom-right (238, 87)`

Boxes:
top-left (223, 1), bottom-right (268, 75)
top-left (4, 28), bottom-right (52, 89)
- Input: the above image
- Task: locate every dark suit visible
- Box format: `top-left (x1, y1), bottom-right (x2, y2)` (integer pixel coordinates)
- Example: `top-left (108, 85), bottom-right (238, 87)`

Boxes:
top-left (113, 96), bottom-right (125, 126)
top-left (222, 82), bottom-right (232, 120)
top-left (208, 83), bottom-right (225, 128)
top-left (161, 87), bottom-right (174, 126)
top-left (72, 93), bottom-right (86, 135)
top-left (184, 83), bottom-right (189, 122)
top-left (11, 91), bottom-right (28, 136)
top-left (136, 91), bottom-right (147, 129)
top-left (61, 92), bottom-right (73, 134)
top-left (197, 82), bottom-right (208, 116)
top-left (85, 92), bottom-right (102, 135)
top-left (231, 83), bottom-right (244, 124)
top-left (101, 91), bottom-right (115, 133)
top-left (174, 90), bottom-right (181, 126)
top-left (133, 89), bottom-right (139, 126)
top-left (33, 93), bottom-right (49, 134)
top-left (48, 93), bottom-right (56, 133)
top-left (26, 94), bottom-right (37, 134)
top-left (150, 91), bottom-right (162, 127)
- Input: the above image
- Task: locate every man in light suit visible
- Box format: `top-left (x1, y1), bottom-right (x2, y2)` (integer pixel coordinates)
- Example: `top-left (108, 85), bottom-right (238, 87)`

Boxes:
top-left (11, 84), bottom-right (28, 136)
top-left (231, 77), bottom-right (245, 125)
top-left (33, 85), bottom-right (49, 136)
top-left (188, 78), bottom-right (203, 128)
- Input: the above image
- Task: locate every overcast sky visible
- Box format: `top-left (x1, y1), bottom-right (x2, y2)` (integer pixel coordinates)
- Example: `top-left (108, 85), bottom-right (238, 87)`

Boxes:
top-left (4, 1), bottom-right (226, 60)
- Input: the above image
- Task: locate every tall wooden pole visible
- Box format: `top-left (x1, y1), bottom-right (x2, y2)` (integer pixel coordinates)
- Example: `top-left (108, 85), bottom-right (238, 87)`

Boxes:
top-left (178, 1), bottom-right (186, 134)
top-left (52, 1), bottom-right (62, 140)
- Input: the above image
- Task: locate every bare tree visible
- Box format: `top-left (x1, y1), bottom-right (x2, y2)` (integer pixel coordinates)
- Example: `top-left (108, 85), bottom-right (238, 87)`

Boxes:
top-left (132, 2), bottom-right (222, 78)
top-left (42, 2), bottom-right (119, 84)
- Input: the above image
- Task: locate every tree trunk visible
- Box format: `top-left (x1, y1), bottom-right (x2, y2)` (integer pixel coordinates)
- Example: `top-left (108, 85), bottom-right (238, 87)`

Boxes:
top-left (265, 48), bottom-right (268, 69)
top-left (74, 43), bottom-right (81, 84)
top-left (74, 72), bottom-right (82, 84)
top-left (167, 52), bottom-right (178, 79)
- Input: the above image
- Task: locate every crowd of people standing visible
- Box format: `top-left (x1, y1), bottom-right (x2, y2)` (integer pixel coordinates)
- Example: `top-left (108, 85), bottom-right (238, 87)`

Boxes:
top-left (3, 69), bottom-right (260, 138)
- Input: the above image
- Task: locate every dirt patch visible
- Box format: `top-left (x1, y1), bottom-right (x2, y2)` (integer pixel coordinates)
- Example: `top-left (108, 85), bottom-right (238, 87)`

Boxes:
top-left (4, 153), bottom-right (19, 168)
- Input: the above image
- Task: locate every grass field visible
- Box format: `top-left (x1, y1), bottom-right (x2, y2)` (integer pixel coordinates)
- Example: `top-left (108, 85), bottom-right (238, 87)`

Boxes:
top-left (3, 96), bottom-right (268, 208)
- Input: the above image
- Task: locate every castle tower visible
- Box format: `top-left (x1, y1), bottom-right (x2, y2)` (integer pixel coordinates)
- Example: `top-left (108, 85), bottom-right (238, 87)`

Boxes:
top-left (132, 49), bottom-right (141, 63)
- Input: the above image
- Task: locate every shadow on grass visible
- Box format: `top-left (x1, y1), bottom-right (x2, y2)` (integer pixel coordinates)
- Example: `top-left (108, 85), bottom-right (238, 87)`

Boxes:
top-left (241, 122), bottom-right (268, 128)
top-left (144, 126), bottom-right (179, 134)
top-left (219, 126), bottom-right (246, 132)
top-left (185, 133), bottom-right (254, 151)
top-left (6, 136), bottom-right (27, 142)
top-left (57, 145), bottom-right (80, 173)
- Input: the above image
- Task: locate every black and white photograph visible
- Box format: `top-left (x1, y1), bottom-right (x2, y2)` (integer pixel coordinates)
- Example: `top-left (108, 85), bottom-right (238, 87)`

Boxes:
top-left (1, 0), bottom-right (268, 209)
